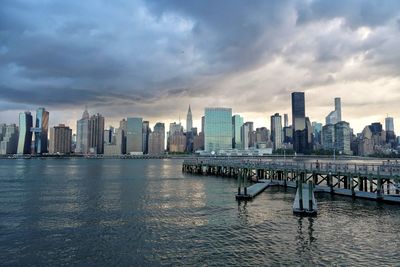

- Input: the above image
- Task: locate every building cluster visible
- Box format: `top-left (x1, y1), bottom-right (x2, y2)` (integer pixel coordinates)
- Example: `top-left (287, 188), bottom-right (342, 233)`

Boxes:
top-left (1, 92), bottom-right (399, 157)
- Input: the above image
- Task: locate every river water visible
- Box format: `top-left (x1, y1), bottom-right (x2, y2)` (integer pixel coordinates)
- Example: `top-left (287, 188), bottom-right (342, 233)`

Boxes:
top-left (1, 159), bottom-right (399, 266)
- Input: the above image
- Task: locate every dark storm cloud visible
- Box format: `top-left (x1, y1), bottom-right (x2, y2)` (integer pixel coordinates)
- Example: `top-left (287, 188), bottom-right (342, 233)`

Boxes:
top-left (1, 0), bottom-right (400, 131)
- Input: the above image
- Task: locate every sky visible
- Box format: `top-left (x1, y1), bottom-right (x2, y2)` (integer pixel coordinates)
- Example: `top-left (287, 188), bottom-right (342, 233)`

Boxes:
top-left (1, 0), bottom-right (400, 134)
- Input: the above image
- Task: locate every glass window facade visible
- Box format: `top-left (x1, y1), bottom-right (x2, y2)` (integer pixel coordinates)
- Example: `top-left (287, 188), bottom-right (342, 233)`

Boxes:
top-left (232, 115), bottom-right (243, 149)
top-left (126, 117), bottom-right (143, 153)
top-left (205, 108), bottom-right (232, 152)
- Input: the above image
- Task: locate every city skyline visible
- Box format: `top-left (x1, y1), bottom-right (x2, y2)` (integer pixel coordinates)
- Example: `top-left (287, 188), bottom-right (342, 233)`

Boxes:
top-left (1, 1), bottom-right (400, 134)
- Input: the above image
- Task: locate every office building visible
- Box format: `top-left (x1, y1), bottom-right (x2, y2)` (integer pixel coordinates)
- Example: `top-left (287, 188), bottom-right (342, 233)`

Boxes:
top-left (232, 115), bottom-right (244, 149)
top-left (292, 92), bottom-right (308, 153)
top-left (335, 121), bottom-right (351, 155)
top-left (284, 114), bottom-right (289, 127)
top-left (49, 124), bottom-right (72, 154)
top-left (88, 113), bottom-right (105, 154)
top-left (76, 107), bottom-right (90, 154)
top-left (169, 132), bottom-right (186, 153)
top-left (126, 117), bottom-right (143, 154)
top-left (326, 98), bottom-right (342, 125)
top-left (17, 111), bottom-right (33, 154)
top-left (142, 121), bottom-right (150, 154)
top-left (149, 123), bottom-right (165, 155)
top-left (193, 132), bottom-right (204, 151)
top-left (241, 123), bottom-right (250, 150)
top-left (270, 113), bottom-right (283, 150)
top-left (0, 124), bottom-right (19, 155)
top-left (33, 107), bottom-right (49, 154)
top-left (204, 108), bottom-right (232, 152)
top-left (322, 124), bottom-right (335, 150)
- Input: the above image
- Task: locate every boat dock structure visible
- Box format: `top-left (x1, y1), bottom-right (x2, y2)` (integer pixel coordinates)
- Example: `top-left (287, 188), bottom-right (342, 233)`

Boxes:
top-left (182, 159), bottom-right (400, 212)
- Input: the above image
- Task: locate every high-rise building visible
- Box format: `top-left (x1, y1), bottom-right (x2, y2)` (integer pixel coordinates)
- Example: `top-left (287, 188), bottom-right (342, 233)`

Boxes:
top-left (149, 123), bottom-right (165, 155)
top-left (0, 124), bottom-right (6, 142)
top-left (119, 119), bottom-right (127, 154)
top-left (312, 122), bottom-right (323, 148)
top-left (201, 116), bottom-right (205, 134)
top-left (17, 111), bottom-right (33, 154)
top-left (89, 113), bottom-right (105, 154)
top-left (322, 124), bottom-right (335, 150)
top-left (142, 121), bottom-right (150, 154)
top-left (169, 132), bottom-right (186, 153)
top-left (326, 97), bottom-right (342, 125)
top-left (186, 105), bottom-right (193, 132)
top-left (335, 121), bottom-right (351, 155)
top-left (291, 92), bottom-right (308, 154)
top-left (255, 127), bottom-right (269, 144)
top-left (0, 124), bottom-right (19, 155)
top-left (204, 108), bottom-right (232, 152)
top-left (283, 126), bottom-right (293, 144)
top-left (241, 123), bottom-right (250, 150)
top-left (49, 124), bottom-right (72, 154)
top-left (104, 128), bottom-right (124, 155)
top-left (232, 115), bottom-right (244, 149)
top-left (284, 114), bottom-right (289, 127)
top-left (271, 113), bottom-right (283, 150)
top-left (126, 117), bottom-right (143, 154)
top-left (32, 107), bottom-right (49, 154)
top-left (76, 107), bottom-right (90, 154)
top-left (193, 132), bottom-right (204, 151)
top-left (385, 116), bottom-right (394, 132)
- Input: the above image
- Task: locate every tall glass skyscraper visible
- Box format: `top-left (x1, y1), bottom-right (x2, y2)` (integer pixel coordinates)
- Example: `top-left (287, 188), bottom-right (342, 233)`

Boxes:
top-left (232, 115), bottom-right (243, 149)
top-left (76, 108), bottom-right (90, 154)
top-left (291, 92), bottom-right (308, 154)
top-left (126, 117), bottom-right (143, 153)
top-left (270, 113), bottom-right (282, 150)
top-left (33, 107), bottom-right (49, 154)
top-left (204, 108), bottom-right (232, 152)
top-left (17, 111), bottom-right (33, 154)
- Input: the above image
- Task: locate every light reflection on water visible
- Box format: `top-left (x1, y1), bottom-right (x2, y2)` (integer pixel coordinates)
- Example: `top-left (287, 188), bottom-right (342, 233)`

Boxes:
top-left (0, 159), bottom-right (400, 266)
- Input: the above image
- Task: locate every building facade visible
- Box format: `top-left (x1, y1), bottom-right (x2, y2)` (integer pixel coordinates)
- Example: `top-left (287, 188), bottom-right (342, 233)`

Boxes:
top-left (126, 117), bottom-right (143, 154)
top-left (0, 124), bottom-right (19, 155)
top-left (204, 108), bottom-right (232, 152)
top-left (186, 105), bottom-right (193, 132)
top-left (49, 124), bottom-right (72, 154)
top-left (232, 115), bottom-right (243, 149)
top-left (33, 107), bottom-right (49, 154)
top-left (270, 113), bottom-right (283, 150)
top-left (17, 111), bottom-right (33, 154)
top-left (76, 108), bottom-right (90, 154)
top-left (291, 92), bottom-right (308, 154)
top-left (148, 122), bottom-right (165, 155)
top-left (88, 113), bottom-right (105, 154)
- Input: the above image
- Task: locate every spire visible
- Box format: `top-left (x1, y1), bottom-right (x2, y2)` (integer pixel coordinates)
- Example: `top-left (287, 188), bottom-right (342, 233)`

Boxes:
top-left (82, 105), bottom-right (89, 119)
top-left (188, 105), bottom-right (192, 114)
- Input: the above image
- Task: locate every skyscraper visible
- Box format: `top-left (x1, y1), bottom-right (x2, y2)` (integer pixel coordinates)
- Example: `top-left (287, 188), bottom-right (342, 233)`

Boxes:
top-left (322, 124), bottom-right (335, 150)
top-left (186, 105), bottom-right (193, 132)
top-left (17, 111), bottom-right (33, 154)
top-left (385, 117), bottom-right (394, 132)
top-left (232, 115), bottom-right (244, 149)
top-left (76, 107), bottom-right (90, 154)
top-left (142, 121), bottom-right (150, 154)
top-left (126, 117), bottom-right (143, 154)
top-left (204, 108), bottom-right (232, 152)
top-left (335, 121), bottom-right (351, 155)
top-left (89, 113), bottom-right (105, 154)
top-left (326, 97), bottom-right (342, 125)
top-left (291, 92), bottom-right (308, 154)
top-left (284, 114), bottom-right (289, 127)
top-left (33, 107), bottom-right (49, 154)
top-left (241, 123), bottom-right (250, 150)
top-left (149, 123), bottom-right (165, 155)
top-left (119, 119), bottom-right (127, 154)
top-left (49, 124), bottom-right (72, 154)
top-left (270, 113), bottom-right (283, 150)
top-left (0, 124), bottom-right (18, 155)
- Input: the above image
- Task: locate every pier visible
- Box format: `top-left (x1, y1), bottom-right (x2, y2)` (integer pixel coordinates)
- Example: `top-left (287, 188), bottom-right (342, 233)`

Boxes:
top-left (182, 159), bottom-right (400, 206)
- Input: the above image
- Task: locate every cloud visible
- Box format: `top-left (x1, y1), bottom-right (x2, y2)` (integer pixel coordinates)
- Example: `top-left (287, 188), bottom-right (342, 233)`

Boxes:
top-left (1, 0), bottom-right (400, 133)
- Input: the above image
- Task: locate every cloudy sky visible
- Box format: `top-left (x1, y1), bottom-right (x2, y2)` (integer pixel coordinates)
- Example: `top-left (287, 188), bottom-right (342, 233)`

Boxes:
top-left (1, 0), bottom-right (400, 133)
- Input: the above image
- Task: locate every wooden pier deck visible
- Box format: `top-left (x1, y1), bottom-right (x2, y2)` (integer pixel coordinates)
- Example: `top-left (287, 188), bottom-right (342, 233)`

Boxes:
top-left (182, 158), bottom-right (400, 204)
top-left (235, 181), bottom-right (271, 200)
